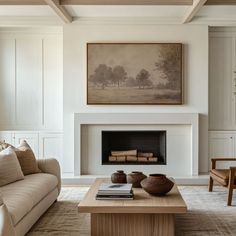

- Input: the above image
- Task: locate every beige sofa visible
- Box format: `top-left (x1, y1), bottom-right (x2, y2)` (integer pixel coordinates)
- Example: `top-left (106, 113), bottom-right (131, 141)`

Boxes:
top-left (0, 158), bottom-right (61, 236)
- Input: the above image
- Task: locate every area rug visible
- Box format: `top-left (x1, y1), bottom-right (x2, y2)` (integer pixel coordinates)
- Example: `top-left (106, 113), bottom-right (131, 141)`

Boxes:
top-left (27, 186), bottom-right (236, 236)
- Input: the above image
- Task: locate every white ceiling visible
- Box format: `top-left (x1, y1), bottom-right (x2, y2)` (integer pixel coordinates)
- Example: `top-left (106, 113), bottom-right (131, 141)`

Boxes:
top-left (197, 5), bottom-right (236, 17)
top-left (0, 5), bottom-right (235, 24)
top-left (65, 6), bottom-right (189, 17)
top-left (0, 5), bottom-right (55, 16)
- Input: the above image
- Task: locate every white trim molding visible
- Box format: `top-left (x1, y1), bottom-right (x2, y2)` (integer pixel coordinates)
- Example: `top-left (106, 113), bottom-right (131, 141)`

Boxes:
top-left (0, 16), bottom-right (62, 27)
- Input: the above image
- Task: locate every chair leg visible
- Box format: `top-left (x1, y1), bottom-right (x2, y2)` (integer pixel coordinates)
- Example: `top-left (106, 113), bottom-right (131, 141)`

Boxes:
top-left (209, 176), bottom-right (213, 192)
top-left (227, 187), bottom-right (233, 206)
top-left (227, 167), bottom-right (235, 206)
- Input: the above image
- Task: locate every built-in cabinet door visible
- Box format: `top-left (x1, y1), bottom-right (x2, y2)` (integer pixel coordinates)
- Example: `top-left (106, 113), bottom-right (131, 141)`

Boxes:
top-left (39, 133), bottom-right (63, 165)
top-left (232, 37), bottom-right (236, 128)
top-left (0, 131), bottom-right (63, 163)
top-left (16, 39), bottom-right (43, 127)
top-left (209, 36), bottom-right (234, 130)
top-left (0, 39), bottom-right (15, 127)
top-left (209, 132), bottom-right (236, 169)
top-left (209, 31), bottom-right (236, 169)
top-left (0, 32), bottom-right (62, 131)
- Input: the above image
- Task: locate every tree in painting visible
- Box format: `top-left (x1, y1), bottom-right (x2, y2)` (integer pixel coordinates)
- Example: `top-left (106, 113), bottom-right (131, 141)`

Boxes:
top-left (154, 44), bottom-right (182, 90)
top-left (111, 66), bottom-right (127, 87)
top-left (126, 77), bottom-right (137, 87)
top-left (136, 69), bottom-right (153, 89)
top-left (92, 64), bottom-right (113, 89)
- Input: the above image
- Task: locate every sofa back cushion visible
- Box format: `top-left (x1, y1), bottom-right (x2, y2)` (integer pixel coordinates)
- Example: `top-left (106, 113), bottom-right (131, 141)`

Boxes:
top-left (14, 140), bottom-right (41, 175)
top-left (0, 147), bottom-right (24, 187)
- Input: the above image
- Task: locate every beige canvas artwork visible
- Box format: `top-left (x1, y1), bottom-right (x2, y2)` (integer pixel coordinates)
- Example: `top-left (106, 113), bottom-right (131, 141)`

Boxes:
top-left (87, 43), bottom-right (183, 105)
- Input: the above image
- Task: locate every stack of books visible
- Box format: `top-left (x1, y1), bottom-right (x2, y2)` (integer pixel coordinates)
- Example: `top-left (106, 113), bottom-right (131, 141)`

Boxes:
top-left (96, 183), bottom-right (134, 200)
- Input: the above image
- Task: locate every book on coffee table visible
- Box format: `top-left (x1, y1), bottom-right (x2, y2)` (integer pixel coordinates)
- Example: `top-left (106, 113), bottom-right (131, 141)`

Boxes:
top-left (96, 183), bottom-right (134, 200)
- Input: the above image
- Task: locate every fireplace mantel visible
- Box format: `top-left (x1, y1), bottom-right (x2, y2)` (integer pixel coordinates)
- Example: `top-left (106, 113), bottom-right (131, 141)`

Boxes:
top-left (74, 113), bottom-right (199, 176)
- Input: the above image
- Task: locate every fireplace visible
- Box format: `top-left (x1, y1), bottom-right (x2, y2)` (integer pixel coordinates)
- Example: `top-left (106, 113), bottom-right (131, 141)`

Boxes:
top-left (75, 113), bottom-right (198, 176)
top-left (101, 130), bottom-right (166, 165)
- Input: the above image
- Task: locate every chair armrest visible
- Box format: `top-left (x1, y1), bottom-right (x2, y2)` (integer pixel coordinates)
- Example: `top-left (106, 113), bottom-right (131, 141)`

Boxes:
top-left (37, 158), bottom-right (61, 194)
top-left (0, 193), bottom-right (16, 236)
top-left (210, 158), bottom-right (236, 169)
top-left (211, 158), bottom-right (236, 162)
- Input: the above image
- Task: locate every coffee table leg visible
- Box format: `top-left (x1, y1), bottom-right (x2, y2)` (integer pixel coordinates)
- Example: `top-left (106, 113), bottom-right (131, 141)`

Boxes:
top-left (91, 213), bottom-right (175, 236)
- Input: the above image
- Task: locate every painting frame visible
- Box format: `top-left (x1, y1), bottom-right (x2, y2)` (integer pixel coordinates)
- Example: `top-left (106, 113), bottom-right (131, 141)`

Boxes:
top-left (87, 43), bottom-right (183, 105)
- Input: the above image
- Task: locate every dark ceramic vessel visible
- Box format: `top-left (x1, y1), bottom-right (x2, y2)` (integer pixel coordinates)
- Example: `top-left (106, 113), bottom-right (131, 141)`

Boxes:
top-left (111, 170), bottom-right (127, 183)
top-left (140, 174), bottom-right (174, 196)
top-left (127, 171), bottom-right (147, 188)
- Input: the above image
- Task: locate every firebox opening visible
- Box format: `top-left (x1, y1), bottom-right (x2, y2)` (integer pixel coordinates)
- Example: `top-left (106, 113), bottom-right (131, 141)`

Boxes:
top-left (101, 130), bottom-right (166, 165)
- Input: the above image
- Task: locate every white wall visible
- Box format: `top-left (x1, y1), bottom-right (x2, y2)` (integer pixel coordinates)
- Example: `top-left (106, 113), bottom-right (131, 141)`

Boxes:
top-left (0, 27), bottom-right (63, 131)
top-left (63, 23), bottom-right (209, 174)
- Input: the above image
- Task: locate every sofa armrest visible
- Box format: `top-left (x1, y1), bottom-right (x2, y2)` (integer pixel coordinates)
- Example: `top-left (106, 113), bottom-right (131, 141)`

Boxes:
top-left (37, 158), bottom-right (61, 194)
top-left (0, 193), bottom-right (16, 236)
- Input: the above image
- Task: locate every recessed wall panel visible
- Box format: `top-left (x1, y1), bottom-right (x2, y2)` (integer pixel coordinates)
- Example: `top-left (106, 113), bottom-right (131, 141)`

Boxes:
top-left (16, 38), bottom-right (43, 126)
top-left (0, 39), bottom-right (15, 125)
top-left (43, 36), bottom-right (63, 130)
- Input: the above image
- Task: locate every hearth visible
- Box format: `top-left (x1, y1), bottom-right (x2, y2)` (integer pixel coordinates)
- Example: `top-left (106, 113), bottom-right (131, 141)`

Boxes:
top-left (101, 130), bottom-right (166, 165)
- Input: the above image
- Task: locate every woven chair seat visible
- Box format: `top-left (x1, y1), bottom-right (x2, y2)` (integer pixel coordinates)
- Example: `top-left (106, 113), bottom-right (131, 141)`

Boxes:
top-left (210, 169), bottom-right (236, 186)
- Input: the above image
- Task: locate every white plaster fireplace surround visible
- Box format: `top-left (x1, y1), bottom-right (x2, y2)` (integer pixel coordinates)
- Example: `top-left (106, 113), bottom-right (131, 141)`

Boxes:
top-left (74, 113), bottom-right (199, 177)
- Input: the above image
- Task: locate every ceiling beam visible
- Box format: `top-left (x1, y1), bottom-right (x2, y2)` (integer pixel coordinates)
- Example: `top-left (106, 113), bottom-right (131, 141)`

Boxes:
top-left (1, 0), bottom-right (236, 4)
top-left (61, 0), bottom-right (193, 4)
top-left (44, 0), bottom-right (72, 23)
top-left (182, 0), bottom-right (207, 23)
top-left (0, 0), bottom-right (193, 5)
top-left (206, 0), bottom-right (236, 4)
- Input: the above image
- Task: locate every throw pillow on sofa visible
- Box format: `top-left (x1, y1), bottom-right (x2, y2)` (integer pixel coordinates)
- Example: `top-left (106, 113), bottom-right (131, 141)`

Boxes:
top-left (0, 147), bottom-right (24, 187)
top-left (13, 140), bottom-right (41, 175)
top-left (0, 141), bottom-right (12, 151)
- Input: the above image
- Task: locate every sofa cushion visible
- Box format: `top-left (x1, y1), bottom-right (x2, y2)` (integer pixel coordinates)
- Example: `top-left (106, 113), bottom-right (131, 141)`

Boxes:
top-left (14, 140), bottom-right (41, 175)
top-left (0, 147), bottom-right (24, 187)
top-left (0, 141), bottom-right (12, 151)
top-left (0, 173), bottom-right (58, 225)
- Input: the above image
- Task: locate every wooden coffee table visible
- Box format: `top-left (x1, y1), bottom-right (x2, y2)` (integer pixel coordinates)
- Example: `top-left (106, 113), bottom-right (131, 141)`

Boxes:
top-left (78, 178), bottom-right (187, 236)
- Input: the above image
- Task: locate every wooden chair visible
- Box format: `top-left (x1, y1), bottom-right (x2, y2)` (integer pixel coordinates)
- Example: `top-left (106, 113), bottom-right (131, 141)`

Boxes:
top-left (209, 158), bottom-right (236, 206)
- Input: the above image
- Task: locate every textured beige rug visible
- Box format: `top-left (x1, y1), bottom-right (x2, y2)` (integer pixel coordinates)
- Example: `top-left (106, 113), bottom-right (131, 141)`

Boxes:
top-left (27, 186), bottom-right (236, 236)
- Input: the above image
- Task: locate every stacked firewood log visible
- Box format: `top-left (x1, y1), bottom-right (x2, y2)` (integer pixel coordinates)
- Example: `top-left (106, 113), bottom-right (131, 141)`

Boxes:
top-left (108, 150), bottom-right (158, 162)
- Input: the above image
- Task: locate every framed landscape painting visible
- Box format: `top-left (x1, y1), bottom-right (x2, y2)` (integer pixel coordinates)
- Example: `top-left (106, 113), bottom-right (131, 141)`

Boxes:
top-left (87, 43), bottom-right (183, 105)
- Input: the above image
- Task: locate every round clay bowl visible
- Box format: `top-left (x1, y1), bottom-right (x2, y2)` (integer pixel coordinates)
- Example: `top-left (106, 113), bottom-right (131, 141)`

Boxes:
top-left (140, 174), bottom-right (174, 196)
top-left (127, 171), bottom-right (147, 188)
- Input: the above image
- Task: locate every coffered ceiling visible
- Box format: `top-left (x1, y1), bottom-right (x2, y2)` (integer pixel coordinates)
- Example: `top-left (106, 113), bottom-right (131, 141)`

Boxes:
top-left (0, 0), bottom-right (235, 25)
